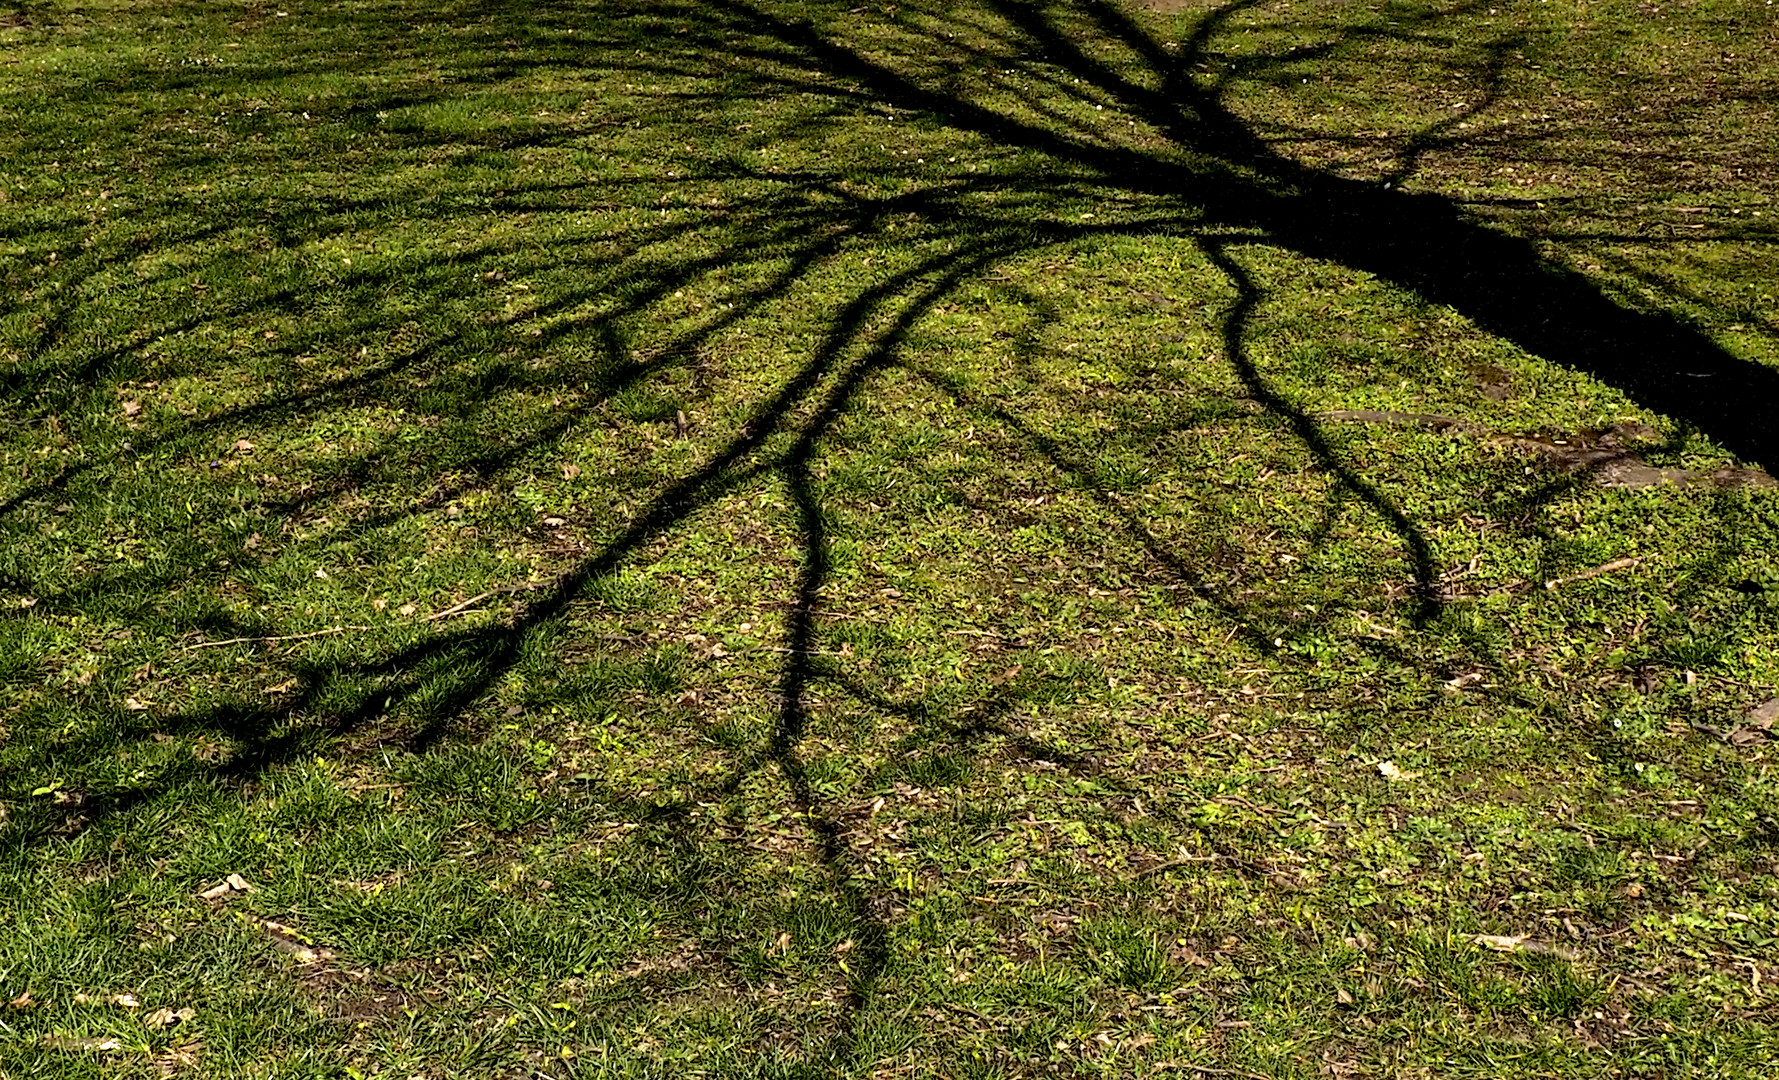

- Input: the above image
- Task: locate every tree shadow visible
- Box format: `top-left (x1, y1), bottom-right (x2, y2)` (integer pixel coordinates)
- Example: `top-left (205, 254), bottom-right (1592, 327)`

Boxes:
top-left (2, 0), bottom-right (1776, 1070)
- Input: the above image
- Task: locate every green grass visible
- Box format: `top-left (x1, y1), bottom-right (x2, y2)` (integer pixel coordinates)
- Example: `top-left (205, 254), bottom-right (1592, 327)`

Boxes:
top-left (2, 0), bottom-right (1778, 1076)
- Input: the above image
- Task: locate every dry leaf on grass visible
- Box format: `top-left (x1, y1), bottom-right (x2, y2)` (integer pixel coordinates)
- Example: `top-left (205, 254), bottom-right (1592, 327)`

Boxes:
top-left (1376, 760), bottom-right (1419, 781)
top-left (1726, 698), bottom-right (1779, 746)
top-left (195, 873), bottom-right (255, 901)
top-left (151, 1040), bottom-right (203, 1074)
top-left (1472, 933), bottom-right (1524, 950)
top-left (144, 1006), bottom-right (196, 1028)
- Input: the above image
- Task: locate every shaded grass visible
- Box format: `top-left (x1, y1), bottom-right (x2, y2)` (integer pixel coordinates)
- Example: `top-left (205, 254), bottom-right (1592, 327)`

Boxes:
top-left (2, 0), bottom-right (1778, 1076)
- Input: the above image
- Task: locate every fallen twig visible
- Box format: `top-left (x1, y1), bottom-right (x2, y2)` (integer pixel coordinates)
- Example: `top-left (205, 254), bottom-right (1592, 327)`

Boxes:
top-left (181, 580), bottom-right (551, 648)
top-left (943, 1001), bottom-right (1003, 1027)
top-left (1153, 1064), bottom-right (1273, 1080)
top-left (1320, 408), bottom-right (1487, 435)
top-left (183, 625), bottom-right (370, 650)
top-left (1543, 557), bottom-right (1641, 592)
top-left (1132, 854), bottom-right (1220, 878)
top-left (1471, 933), bottom-right (1580, 961)
top-left (424, 583), bottom-right (545, 621)
top-left (1320, 411), bottom-right (1776, 489)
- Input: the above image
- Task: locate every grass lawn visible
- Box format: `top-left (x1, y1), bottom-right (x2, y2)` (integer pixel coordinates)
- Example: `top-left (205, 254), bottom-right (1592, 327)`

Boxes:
top-left (3, 0), bottom-right (1778, 1075)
